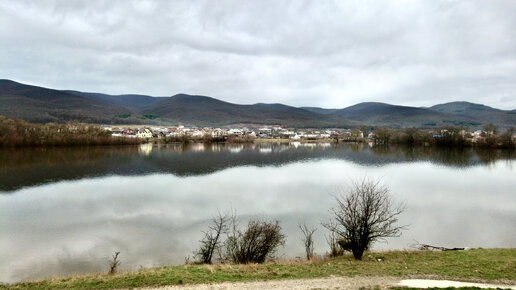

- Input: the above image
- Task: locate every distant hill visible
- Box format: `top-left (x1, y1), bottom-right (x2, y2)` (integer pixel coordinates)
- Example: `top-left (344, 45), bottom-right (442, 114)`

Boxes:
top-left (327, 102), bottom-right (482, 128)
top-left (1, 79), bottom-right (514, 128)
top-left (65, 90), bottom-right (162, 112)
top-left (0, 80), bottom-right (357, 127)
top-left (300, 107), bottom-right (339, 115)
top-left (139, 95), bottom-right (357, 127)
top-left (0, 80), bottom-right (136, 124)
top-left (429, 101), bottom-right (516, 127)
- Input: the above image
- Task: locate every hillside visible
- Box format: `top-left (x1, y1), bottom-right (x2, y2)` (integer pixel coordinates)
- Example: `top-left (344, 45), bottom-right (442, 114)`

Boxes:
top-left (0, 80), bottom-right (136, 124)
top-left (0, 80), bottom-right (358, 127)
top-left (300, 107), bottom-right (339, 115)
top-left (140, 95), bottom-right (357, 127)
top-left (1, 79), bottom-right (514, 128)
top-left (328, 102), bottom-right (481, 128)
top-left (65, 90), bottom-right (163, 112)
top-left (429, 101), bottom-right (516, 127)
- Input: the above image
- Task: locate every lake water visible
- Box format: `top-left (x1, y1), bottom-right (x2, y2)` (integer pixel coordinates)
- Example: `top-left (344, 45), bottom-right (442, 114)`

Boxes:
top-left (1, 142), bottom-right (515, 283)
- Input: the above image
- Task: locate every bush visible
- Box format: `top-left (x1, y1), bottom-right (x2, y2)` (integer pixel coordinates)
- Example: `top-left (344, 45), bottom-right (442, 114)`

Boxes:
top-left (224, 219), bottom-right (286, 264)
top-left (325, 229), bottom-right (344, 257)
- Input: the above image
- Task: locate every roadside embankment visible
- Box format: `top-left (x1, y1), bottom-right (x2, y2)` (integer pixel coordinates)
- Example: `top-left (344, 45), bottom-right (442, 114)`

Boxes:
top-left (2, 249), bottom-right (514, 289)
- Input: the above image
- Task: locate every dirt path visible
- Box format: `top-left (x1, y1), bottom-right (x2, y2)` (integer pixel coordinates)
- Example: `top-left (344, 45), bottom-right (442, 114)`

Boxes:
top-left (141, 276), bottom-right (516, 290)
top-left (142, 276), bottom-right (399, 290)
top-left (399, 279), bottom-right (516, 289)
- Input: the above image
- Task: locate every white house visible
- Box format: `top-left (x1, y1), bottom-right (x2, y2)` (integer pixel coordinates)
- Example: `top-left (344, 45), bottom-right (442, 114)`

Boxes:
top-left (228, 128), bottom-right (243, 136)
top-left (191, 130), bottom-right (205, 138)
top-left (211, 129), bottom-right (224, 137)
top-left (136, 129), bottom-right (153, 139)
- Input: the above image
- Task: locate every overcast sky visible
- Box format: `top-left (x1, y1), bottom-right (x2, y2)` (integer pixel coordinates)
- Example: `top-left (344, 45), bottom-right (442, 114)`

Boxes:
top-left (1, 0), bottom-right (515, 109)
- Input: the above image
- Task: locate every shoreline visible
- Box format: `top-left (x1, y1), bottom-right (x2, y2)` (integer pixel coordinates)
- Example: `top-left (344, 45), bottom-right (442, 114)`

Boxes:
top-left (2, 249), bottom-right (514, 289)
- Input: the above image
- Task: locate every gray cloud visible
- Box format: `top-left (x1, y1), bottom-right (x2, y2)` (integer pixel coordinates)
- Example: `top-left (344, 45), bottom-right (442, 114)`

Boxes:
top-left (1, 0), bottom-right (515, 109)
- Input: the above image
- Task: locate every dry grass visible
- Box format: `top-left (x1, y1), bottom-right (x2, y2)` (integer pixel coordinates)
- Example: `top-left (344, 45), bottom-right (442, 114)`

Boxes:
top-left (2, 249), bottom-right (515, 289)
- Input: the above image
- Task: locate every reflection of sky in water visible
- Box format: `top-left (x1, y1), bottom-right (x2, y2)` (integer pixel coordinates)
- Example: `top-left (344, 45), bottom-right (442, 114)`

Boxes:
top-left (1, 158), bottom-right (515, 283)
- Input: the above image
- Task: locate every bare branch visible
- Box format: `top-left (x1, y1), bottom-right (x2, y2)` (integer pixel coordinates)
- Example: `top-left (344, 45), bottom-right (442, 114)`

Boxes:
top-left (108, 251), bottom-right (121, 275)
top-left (298, 222), bottom-right (317, 260)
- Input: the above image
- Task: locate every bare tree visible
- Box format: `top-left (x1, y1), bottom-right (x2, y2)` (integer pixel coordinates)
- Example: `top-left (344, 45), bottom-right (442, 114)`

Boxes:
top-left (482, 123), bottom-right (498, 136)
top-left (372, 128), bottom-right (392, 145)
top-left (323, 178), bottom-right (405, 260)
top-left (108, 251), bottom-right (121, 275)
top-left (298, 222), bottom-right (317, 260)
top-left (195, 212), bottom-right (229, 264)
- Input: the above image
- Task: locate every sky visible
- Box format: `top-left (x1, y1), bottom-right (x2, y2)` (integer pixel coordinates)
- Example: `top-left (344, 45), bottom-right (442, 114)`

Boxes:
top-left (1, 0), bottom-right (515, 109)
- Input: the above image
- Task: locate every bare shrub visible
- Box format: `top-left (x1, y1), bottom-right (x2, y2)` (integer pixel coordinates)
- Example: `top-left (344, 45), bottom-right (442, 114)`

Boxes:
top-left (195, 213), bottom-right (229, 264)
top-left (224, 219), bottom-right (286, 264)
top-left (325, 224), bottom-right (344, 257)
top-left (108, 251), bottom-right (121, 275)
top-left (298, 222), bottom-right (317, 260)
top-left (323, 178), bottom-right (405, 260)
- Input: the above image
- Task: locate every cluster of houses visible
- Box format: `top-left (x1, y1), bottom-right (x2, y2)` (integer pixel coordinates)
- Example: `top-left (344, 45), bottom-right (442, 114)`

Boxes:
top-left (104, 125), bottom-right (514, 142)
top-left (103, 125), bottom-right (363, 140)
top-left (107, 126), bottom-right (254, 139)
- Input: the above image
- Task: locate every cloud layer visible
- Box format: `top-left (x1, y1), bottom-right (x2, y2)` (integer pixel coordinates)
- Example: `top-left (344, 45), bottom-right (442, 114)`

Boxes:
top-left (1, 0), bottom-right (515, 109)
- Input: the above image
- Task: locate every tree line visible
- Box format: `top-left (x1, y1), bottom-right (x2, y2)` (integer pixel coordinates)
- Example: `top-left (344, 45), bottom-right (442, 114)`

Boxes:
top-left (0, 116), bottom-right (142, 147)
top-left (368, 125), bottom-right (515, 149)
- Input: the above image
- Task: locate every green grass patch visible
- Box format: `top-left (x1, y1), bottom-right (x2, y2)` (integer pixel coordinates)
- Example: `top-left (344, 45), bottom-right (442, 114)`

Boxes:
top-left (141, 114), bottom-right (159, 119)
top-left (3, 249), bottom-right (515, 289)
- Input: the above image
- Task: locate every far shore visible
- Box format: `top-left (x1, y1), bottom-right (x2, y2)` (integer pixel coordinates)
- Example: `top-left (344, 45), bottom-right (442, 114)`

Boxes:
top-left (1, 116), bottom-right (514, 149)
top-left (254, 138), bottom-right (334, 143)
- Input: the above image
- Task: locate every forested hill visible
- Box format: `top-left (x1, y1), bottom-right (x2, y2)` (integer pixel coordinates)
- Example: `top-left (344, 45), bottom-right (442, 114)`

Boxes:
top-left (1, 79), bottom-right (515, 128)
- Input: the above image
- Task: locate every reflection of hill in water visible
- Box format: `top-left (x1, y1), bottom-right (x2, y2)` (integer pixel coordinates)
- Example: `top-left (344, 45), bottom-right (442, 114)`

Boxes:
top-left (1, 143), bottom-right (515, 192)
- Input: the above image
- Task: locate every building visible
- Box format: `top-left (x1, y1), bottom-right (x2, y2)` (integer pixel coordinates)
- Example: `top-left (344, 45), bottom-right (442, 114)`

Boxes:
top-left (136, 129), bottom-right (152, 139)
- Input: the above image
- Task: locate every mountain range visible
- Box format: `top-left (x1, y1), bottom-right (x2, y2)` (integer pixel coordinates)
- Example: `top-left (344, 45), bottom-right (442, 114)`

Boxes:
top-left (1, 79), bottom-right (515, 128)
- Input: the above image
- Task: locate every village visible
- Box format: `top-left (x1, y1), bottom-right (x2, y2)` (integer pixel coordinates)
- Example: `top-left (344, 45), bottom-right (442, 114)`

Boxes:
top-left (106, 125), bottom-right (340, 140)
top-left (102, 125), bottom-right (510, 144)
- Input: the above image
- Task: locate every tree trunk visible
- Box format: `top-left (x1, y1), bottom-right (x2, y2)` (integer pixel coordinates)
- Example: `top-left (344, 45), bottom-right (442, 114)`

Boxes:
top-left (352, 247), bottom-right (364, 260)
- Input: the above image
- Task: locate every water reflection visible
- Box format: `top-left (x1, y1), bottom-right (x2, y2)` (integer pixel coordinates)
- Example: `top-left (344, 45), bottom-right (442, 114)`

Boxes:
top-left (1, 143), bottom-right (515, 192)
top-left (0, 143), bottom-right (515, 283)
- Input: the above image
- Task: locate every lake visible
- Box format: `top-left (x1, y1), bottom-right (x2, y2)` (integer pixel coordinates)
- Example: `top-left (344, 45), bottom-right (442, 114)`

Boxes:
top-left (1, 142), bottom-right (515, 283)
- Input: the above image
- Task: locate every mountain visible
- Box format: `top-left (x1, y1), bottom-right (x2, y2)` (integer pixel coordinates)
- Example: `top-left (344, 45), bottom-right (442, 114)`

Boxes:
top-left (65, 90), bottom-right (162, 112)
top-left (0, 80), bottom-right (357, 127)
top-left (0, 80), bottom-right (137, 123)
top-left (1, 79), bottom-right (514, 128)
top-left (327, 102), bottom-right (481, 128)
top-left (429, 101), bottom-right (516, 127)
top-left (138, 95), bottom-right (357, 127)
top-left (300, 107), bottom-right (339, 115)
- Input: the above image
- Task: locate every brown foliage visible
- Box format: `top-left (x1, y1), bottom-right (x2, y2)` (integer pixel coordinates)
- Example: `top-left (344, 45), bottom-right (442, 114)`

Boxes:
top-left (0, 116), bottom-right (142, 147)
top-left (224, 219), bottom-right (286, 264)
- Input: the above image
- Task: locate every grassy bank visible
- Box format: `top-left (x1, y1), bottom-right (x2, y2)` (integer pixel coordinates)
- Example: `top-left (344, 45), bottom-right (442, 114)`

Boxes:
top-left (3, 249), bottom-right (515, 289)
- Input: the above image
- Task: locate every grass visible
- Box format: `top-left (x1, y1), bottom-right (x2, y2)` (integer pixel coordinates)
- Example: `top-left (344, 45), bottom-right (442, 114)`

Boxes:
top-left (2, 249), bottom-right (515, 289)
